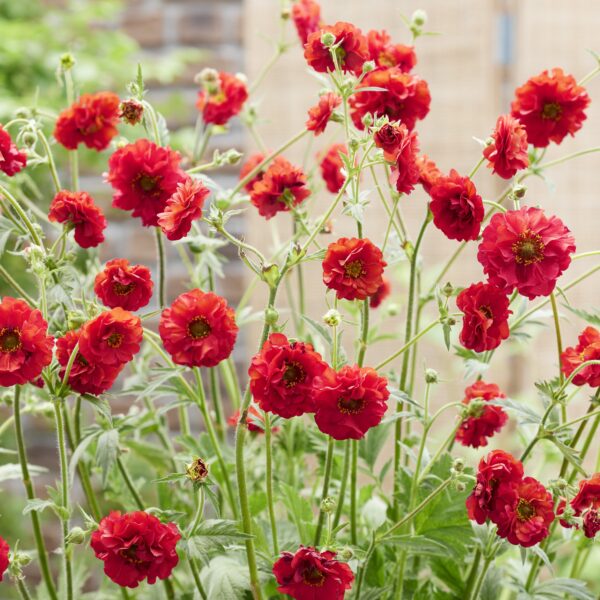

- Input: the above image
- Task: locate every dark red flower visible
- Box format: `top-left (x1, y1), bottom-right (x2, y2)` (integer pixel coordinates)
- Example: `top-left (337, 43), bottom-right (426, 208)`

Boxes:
top-left (239, 152), bottom-right (266, 192)
top-left (560, 327), bottom-right (600, 387)
top-left (106, 139), bottom-right (186, 227)
top-left (582, 509), bottom-right (600, 539)
top-left (369, 277), bottom-right (391, 308)
top-left (366, 29), bottom-right (416, 71)
top-left (429, 170), bottom-right (483, 241)
top-left (455, 381), bottom-right (508, 448)
top-left (227, 405), bottom-right (280, 434)
top-left (314, 365), bottom-right (389, 440)
top-left (48, 190), bottom-right (107, 248)
top-left (388, 126), bottom-right (420, 195)
top-left (0, 535), bottom-right (8, 582)
top-left (323, 237), bottom-right (386, 301)
top-left (273, 546), bottom-right (354, 600)
top-left (157, 177), bottom-right (210, 241)
top-left (249, 332), bottom-right (329, 418)
top-left (571, 473), bottom-right (600, 514)
top-left (456, 282), bottom-right (511, 353)
top-left (250, 156), bottom-right (311, 219)
top-left (54, 92), bottom-right (120, 151)
top-left (306, 92), bottom-right (342, 135)
top-left (159, 289), bottom-right (238, 368)
top-left (79, 308), bottom-right (142, 367)
top-left (292, 0), bottom-right (322, 45)
top-left (91, 510), bottom-right (180, 588)
top-left (196, 71), bottom-right (248, 126)
top-left (477, 206), bottom-right (576, 300)
top-left (304, 22), bottom-right (369, 76)
top-left (349, 68), bottom-right (430, 131)
top-left (0, 125), bottom-right (27, 176)
top-left (319, 143), bottom-right (348, 193)
top-left (94, 258), bottom-right (153, 312)
top-left (119, 99), bottom-right (144, 126)
top-left (511, 68), bottom-right (590, 148)
top-left (0, 297), bottom-right (53, 387)
top-left (483, 114), bottom-right (529, 179)
top-left (374, 122), bottom-right (406, 162)
top-left (416, 154), bottom-right (443, 194)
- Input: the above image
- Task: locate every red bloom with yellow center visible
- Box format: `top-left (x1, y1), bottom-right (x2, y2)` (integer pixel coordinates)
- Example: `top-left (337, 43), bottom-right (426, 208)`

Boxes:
top-left (319, 143), bottom-right (348, 194)
top-left (0, 535), bottom-right (9, 582)
top-left (292, 0), bottom-right (322, 45)
top-left (91, 511), bottom-right (180, 589)
top-left (0, 124), bottom-right (27, 176)
top-left (159, 289), bottom-right (238, 368)
top-left (249, 332), bottom-right (330, 418)
top-left (94, 258), bottom-right (153, 312)
top-left (416, 154), bottom-right (443, 194)
top-left (477, 206), bottom-right (576, 300)
top-left (306, 92), bottom-right (342, 136)
top-left (273, 546), bottom-right (354, 600)
top-left (0, 297), bottom-right (54, 387)
top-left (106, 139), bottom-right (186, 227)
top-left (510, 68), bottom-right (590, 148)
top-left (196, 71), bottom-right (248, 126)
top-left (323, 237), bottom-right (386, 301)
top-left (314, 365), bottom-right (389, 440)
top-left (483, 114), bottom-right (529, 179)
top-left (366, 29), bottom-right (416, 71)
top-left (54, 92), bottom-right (120, 151)
top-left (239, 152), bottom-right (266, 192)
top-left (369, 276), bottom-right (391, 309)
top-left (560, 326), bottom-right (600, 387)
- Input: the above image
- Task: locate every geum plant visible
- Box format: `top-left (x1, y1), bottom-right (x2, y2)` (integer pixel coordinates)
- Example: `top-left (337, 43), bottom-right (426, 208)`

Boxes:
top-left (0, 1), bottom-right (600, 599)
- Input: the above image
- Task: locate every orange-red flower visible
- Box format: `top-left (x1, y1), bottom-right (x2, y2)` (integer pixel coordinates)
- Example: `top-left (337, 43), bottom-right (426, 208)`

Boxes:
top-left (0, 125), bottom-right (27, 176)
top-left (196, 71), bottom-right (248, 126)
top-left (570, 473), bottom-right (600, 538)
top-left (159, 289), bottom-right (238, 368)
top-left (382, 123), bottom-right (420, 194)
top-left (239, 152), bottom-right (266, 192)
top-left (319, 143), bottom-right (348, 193)
top-left (292, 0), bottom-right (322, 45)
top-left (94, 258), bottom-right (153, 312)
top-left (306, 92), bottom-right (342, 135)
top-left (561, 327), bottom-right (600, 387)
top-left (416, 154), bottom-right (443, 194)
top-left (0, 535), bottom-right (8, 582)
top-left (227, 405), bottom-right (280, 434)
top-left (369, 277), bottom-right (391, 308)
top-left (366, 29), bottom-right (416, 71)
top-left (483, 114), bottom-right (529, 179)
top-left (511, 68), bottom-right (590, 147)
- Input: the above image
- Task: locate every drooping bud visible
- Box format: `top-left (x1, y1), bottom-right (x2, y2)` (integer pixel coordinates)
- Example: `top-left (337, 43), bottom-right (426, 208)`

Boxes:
top-left (186, 457), bottom-right (209, 483)
top-left (119, 99), bottom-right (144, 126)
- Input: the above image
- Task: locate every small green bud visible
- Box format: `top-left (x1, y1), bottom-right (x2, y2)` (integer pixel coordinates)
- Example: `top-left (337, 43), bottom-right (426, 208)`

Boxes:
top-left (186, 457), bottom-right (209, 483)
top-left (464, 398), bottom-right (485, 418)
top-left (339, 547), bottom-right (354, 561)
top-left (513, 184), bottom-right (527, 199)
top-left (361, 112), bottom-right (374, 128)
top-left (424, 368), bottom-right (439, 384)
top-left (320, 497), bottom-right (337, 513)
top-left (452, 458), bottom-right (465, 473)
top-left (321, 32), bottom-right (336, 47)
top-left (223, 148), bottom-right (243, 165)
top-left (265, 307), bottom-right (279, 326)
top-left (362, 60), bottom-right (376, 74)
top-left (348, 137), bottom-right (360, 152)
top-left (66, 527), bottom-right (86, 545)
top-left (454, 481), bottom-right (466, 492)
top-left (22, 131), bottom-right (37, 148)
top-left (442, 282), bottom-right (454, 297)
top-left (323, 309), bottom-right (341, 327)
top-left (411, 9), bottom-right (427, 27)
top-left (60, 53), bottom-right (76, 71)
top-left (262, 263), bottom-right (280, 289)
top-left (386, 302), bottom-right (401, 317)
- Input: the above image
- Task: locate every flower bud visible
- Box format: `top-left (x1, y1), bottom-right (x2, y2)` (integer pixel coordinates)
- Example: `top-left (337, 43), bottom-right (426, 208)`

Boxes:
top-left (362, 60), bottom-right (376, 74)
top-left (411, 9), bottom-right (427, 27)
top-left (265, 307), bottom-right (279, 326)
top-left (320, 497), bottom-right (337, 513)
top-left (14, 107), bottom-right (31, 119)
top-left (454, 481), bottom-right (466, 492)
top-left (321, 32), bottom-right (336, 47)
top-left (386, 302), bottom-right (401, 317)
top-left (339, 546), bottom-right (354, 561)
top-left (186, 457), bottom-right (209, 483)
top-left (464, 398), bottom-right (485, 418)
top-left (361, 112), bottom-right (374, 128)
top-left (119, 99), bottom-right (144, 126)
top-left (60, 52), bottom-right (76, 71)
top-left (323, 309), bottom-right (341, 327)
top-left (262, 263), bottom-right (281, 289)
top-left (66, 526), bottom-right (86, 545)
top-left (424, 368), bottom-right (439, 384)
top-left (513, 183), bottom-right (527, 199)
top-left (452, 458), bottom-right (465, 472)
top-left (348, 137), bottom-right (360, 152)
top-left (22, 131), bottom-right (37, 148)
top-left (223, 148), bottom-right (243, 165)
top-left (280, 7), bottom-right (291, 20)
top-left (442, 282), bottom-right (454, 297)
top-left (196, 68), bottom-right (219, 86)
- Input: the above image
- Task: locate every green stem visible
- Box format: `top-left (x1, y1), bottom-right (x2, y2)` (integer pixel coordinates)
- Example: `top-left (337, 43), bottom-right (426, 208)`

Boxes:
top-left (350, 439), bottom-right (358, 544)
top-left (468, 155), bottom-right (486, 178)
top-left (37, 131), bottom-right (62, 193)
top-left (154, 228), bottom-right (166, 309)
top-left (549, 292), bottom-right (567, 423)
top-left (63, 68), bottom-right (79, 191)
top-left (463, 548), bottom-right (482, 598)
top-left (314, 437), bottom-right (335, 546)
top-left (468, 556), bottom-right (492, 600)
top-left (264, 412), bottom-right (279, 555)
top-left (332, 440), bottom-right (351, 529)
top-left (116, 456), bottom-right (145, 510)
top-left (188, 557), bottom-right (208, 600)
top-left (16, 580), bottom-right (33, 600)
top-left (0, 182), bottom-right (43, 247)
top-left (0, 264), bottom-right (35, 304)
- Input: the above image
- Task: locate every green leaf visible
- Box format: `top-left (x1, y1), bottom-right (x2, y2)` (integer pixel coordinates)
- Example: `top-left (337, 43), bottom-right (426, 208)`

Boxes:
top-left (492, 397), bottom-right (542, 425)
top-left (380, 534), bottom-right (448, 556)
top-left (548, 437), bottom-right (586, 476)
top-left (185, 520), bottom-right (252, 563)
top-left (301, 315), bottom-right (332, 346)
top-left (22, 498), bottom-right (57, 516)
top-left (532, 578), bottom-right (595, 600)
top-left (95, 429), bottom-right (119, 487)
top-left (199, 556), bottom-right (251, 600)
top-left (0, 463), bottom-right (47, 483)
top-left (152, 473), bottom-right (188, 484)
top-left (359, 421), bottom-right (392, 471)
top-left (80, 394), bottom-right (112, 424)
top-left (563, 305), bottom-right (600, 327)
top-left (279, 482), bottom-right (315, 544)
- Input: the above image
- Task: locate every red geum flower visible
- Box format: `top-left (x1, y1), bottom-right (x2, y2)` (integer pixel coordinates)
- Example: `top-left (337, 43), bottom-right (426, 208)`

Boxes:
top-left (94, 258), bottom-right (153, 312)
top-left (56, 329), bottom-right (123, 396)
top-left (429, 170), bottom-right (484, 241)
top-left (388, 126), bottom-right (420, 195)
top-left (314, 365), bottom-right (389, 440)
top-left (319, 143), bottom-right (348, 193)
top-left (455, 381), bottom-right (508, 448)
top-left (196, 71), bottom-right (248, 126)
top-left (0, 297), bottom-right (53, 387)
top-left (91, 510), bottom-right (180, 588)
top-left (227, 405), bottom-right (280, 434)
top-left (374, 122), bottom-right (408, 162)
top-left (456, 282), bottom-right (511, 353)
top-left (582, 509), bottom-right (600, 539)
top-left (273, 546), bottom-right (354, 600)
top-left (366, 29), bottom-right (416, 71)
top-left (483, 114), bottom-right (529, 179)
top-left (250, 156), bottom-right (311, 219)
top-left (292, 0), bottom-right (322, 45)
top-left (304, 22), bottom-right (369, 76)
top-left (510, 68), bottom-right (590, 148)
top-left (106, 138), bottom-right (186, 227)
top-left (239, 152), bottom-right (266, 192)
top-left (466, 449), bottom-right (524, 525)
top-left (79, 308), bottom-right (142, 367)
top-left (157, 177), bottom-right (210, 241)
top-left (119, 99), bottom-right (144, 126)
top-left (48, 190), bottom-right (107, 249)
top-left (492, 477), bottom-right (555, 547)
top-left (349, 68), bottom-right (431, 131)
top-left (159, 289), bottom-right (238, 368)
top-left (323, 237), bottom-right (386, 301)
top-left (0, 535), bottom-right (8, 582)
top-left (54, 92), bottom-right (120, 151)
top-left (0, 125), bottom-right (27, 176)
top-left (248, 332), bottom-right (329, 418)
top-left (416, 154), bottom-right (443, 194)
top-left (369, 277), bottom-right (391, 309)
top-left (571, 473), bottom-right (600, 514)
top-left (477, 206), bottom-right (576, 300)
top-left (560, 327), bottom-right (600, 387)
top-left (306, 92), bottom-right (342, 135)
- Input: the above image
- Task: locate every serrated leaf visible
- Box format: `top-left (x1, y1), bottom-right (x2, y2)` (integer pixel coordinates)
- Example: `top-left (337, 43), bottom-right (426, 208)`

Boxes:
top-left (380, 534), bottom-right (448, 556)
top-left (68, 432), bottom-right (99, 488)
top-left (199, 556), bottom-right (251, 600)
top-left (301, 315), bottom-right (332, 346)
top-left (22, 498), bottom-right (57, 516)
top-left (492, 397), bottom-right (541, 425)
top-left (186, 520), bottom-right (252, 563)
top-left (563, 305), bottom-right (600, 327)
top-left (532, 578), bottom-right (594, 600)
top-left (95, 429), bottom-right (119, 487)
top-left (80, 394), bottom-right (112, 424)
top-left (359, 422), bottom-right (392, 471)
top-left (0, 463), bottom-right (47, 483)
top-left (548, 437), bottom-right (586, 476)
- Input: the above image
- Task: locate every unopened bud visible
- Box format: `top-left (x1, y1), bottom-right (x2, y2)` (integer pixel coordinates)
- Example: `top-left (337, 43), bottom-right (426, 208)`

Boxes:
top-left (320, 497), bottom-right (337, 513)
top-left (280, 7), bottom-right (291, 20)
top-left (452, 458), bottom-right (465, 472)
top-left (186, 457), bottom-right (209, 483)
top-left (323, 309), bottom-right (341, 327)
top-left (21, 131), bottom-right (37, 148)
top-left (196, 68), bottom-right (219, 86)
top-left (513, 184), bottom-right (527, 199)
top-left (464, 398), bottom-right (485, 418)
top-left (60, 53), bottom-right (76, 71)
top-left (262, 263), bottom-right (280, 289)
top-left (425, 368), bottom-right (439, 384)
top-left (411, 9), bottom-right (427, 27)
top-left (442, 282), bottom-right (454, 297)
top-left (349, 137), bottom-right (360, 152)
top-left (265, 307), bottom-right (279, 326)
top-left (362, 113), bottom-right (374, 128)
top-left (362, 60), bottom-right (376, 74)
top-left (386, 302), bottom-right (401, 317)
top-left (119, 99), bottom-right (144, 126)
top-left (321, 32), bottom-right (336, 47)
top-left (339, 547), bottom-right (354, 561)
top-left (455, 481), bottom-right (466, 492)
top-left (66, 527), bottom-right (86, 545)
top-left (223, 148), bottom-right (243, 165)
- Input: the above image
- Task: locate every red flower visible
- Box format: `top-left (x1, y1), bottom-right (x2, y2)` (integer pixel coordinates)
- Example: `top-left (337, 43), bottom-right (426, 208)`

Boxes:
top-left (483, 114), bottom-right (529, 179)
top-left (159, 289), bottom-right (238, 368)
top-left (319, 143), bottom-right (348, 193)
top-left (571, 473), bottom-right (600, 514)
top-left (477, 206), bottom-right (576, 300)
top-left (157, 177), bottom-right (210, 241)
top-left (48, 190), bottom-right (107, 248)
top-left (323, 237), bottom-right (386, 301)
top-left (388, 126), bottom-right (420, 195)
top-left (304, 22), bottom-right (369, 76)
top-left (560, 327), bottom-right (600, 387)
top-left (511, 68), bottom-right (590, 148)
top-left (306, 92), bottom-right (342, 135)
top-left (249, 332), bottom-right (329, 418)
top-left (54, 92), bottom-right (120, 151)
top-left (0, 535), bottom-right (9, 582)
top-left (273, 546), bottom-right (354, 600)
top-left (0, 297), bottom-right (53, 387)
top-left (196, 71), bottom-right (248, 126)
top-left (455, 381), bottom-right (508, 448)
top-left (119, 99), bottom-right (144, 126)
top-left (314, 365), bottom-right (389, 440)
top-left (0, 125), bottom-right (27, 176)
top-left (250, 157), bottom-right (311, 219)
top-left (91, 510), bottom-right (180, 588)
top-left (349, 68), bottom-right (431, 131)
top-left (582, 509), bottom-right (600, 539)
top-left (369, 277), bottom-right (391, 308)
top-left (56, 329), bottom-right (122, 396)
top-left (227, 405), bottom-right (280, 434)
top-left (366, 29), bottom-right (416, 71)
top-left (239, 152), bottom-right (266, 192)
top-left (492, 477), bottom-right (555, 547)
top-left (94, 258), bottom-right (153, 312)
top-left (429, 170), bottom-right (483, 241)
top-left (292, 0), bottom-right (322, 45)
top-left (79, 308), bottom-right (142, 367)
top-left (466, 449), bottom-right (524, 525)
top-left (106, 139), bottom-right (186, 227)
top-left (456, 282), bottom-right (511, 353)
